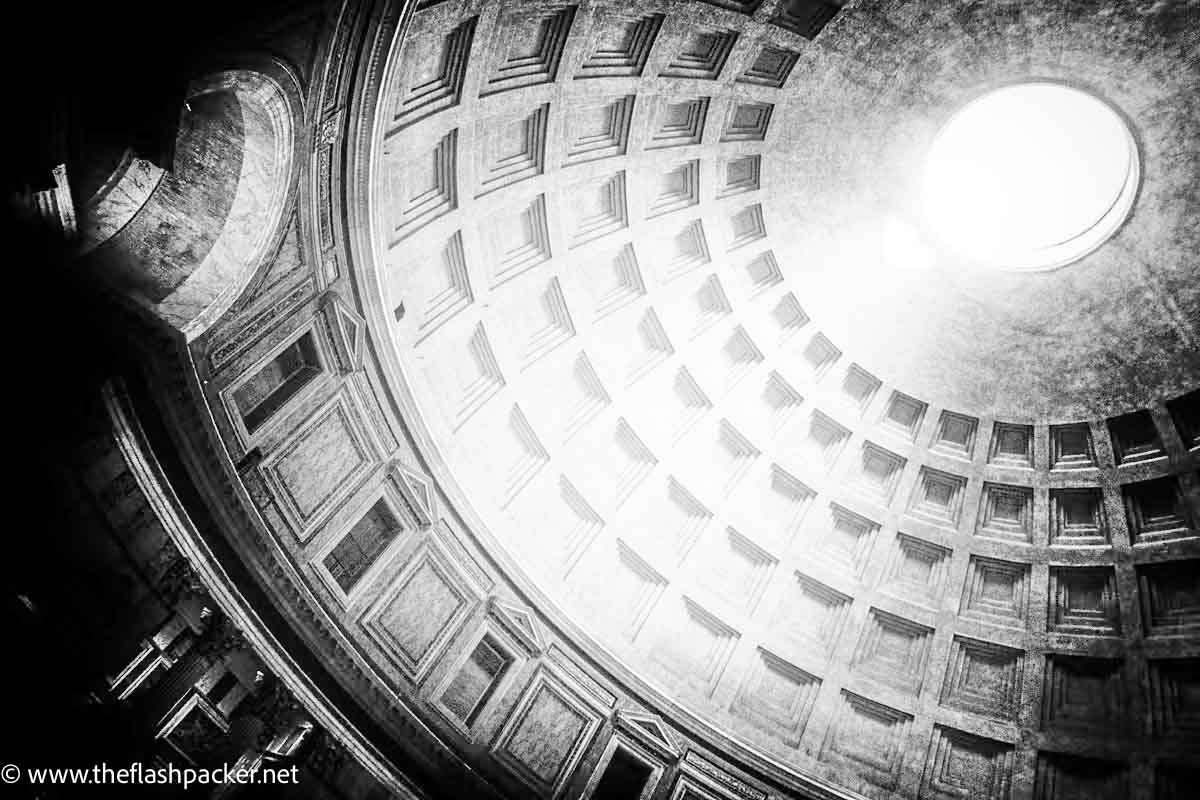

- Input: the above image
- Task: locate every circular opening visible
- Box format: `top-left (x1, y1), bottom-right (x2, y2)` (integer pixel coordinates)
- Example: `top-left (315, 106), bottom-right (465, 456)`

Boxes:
top-left (921, 82), bottom-right (1139, 272)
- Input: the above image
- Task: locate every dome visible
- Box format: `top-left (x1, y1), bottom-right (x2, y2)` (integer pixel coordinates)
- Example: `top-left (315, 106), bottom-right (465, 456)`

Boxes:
top-left (16, 1), bottom-right (1199, 799)
top-left (341, 1), bottom-right (1200, 797)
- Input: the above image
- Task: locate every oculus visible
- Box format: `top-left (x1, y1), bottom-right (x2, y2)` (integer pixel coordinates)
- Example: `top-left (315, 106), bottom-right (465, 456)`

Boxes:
top-left (922, 82), bottom-right (1138, 272)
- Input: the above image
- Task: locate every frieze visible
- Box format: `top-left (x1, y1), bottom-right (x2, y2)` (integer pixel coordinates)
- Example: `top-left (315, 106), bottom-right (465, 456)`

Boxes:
top-left (547, 643), bottom-right (616, 710)
top-left (208, 280), bottom-right (315, 371)
top-left (682, 750), bottom-right (768, 800)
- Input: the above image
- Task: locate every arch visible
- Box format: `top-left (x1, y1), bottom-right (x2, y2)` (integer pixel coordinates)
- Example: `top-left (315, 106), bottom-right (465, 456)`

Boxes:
top-left (87, 65), bottom-right (300, 341)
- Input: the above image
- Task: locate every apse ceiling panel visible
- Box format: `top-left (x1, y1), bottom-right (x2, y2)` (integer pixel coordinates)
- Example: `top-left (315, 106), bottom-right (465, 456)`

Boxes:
top-left (576, 11), bottom-right (664, 79)
top-left (562, 95), bottom-right (636, 166)
top-left (717, 153), bottom-right (761, 198)
top-left (616, 474), bottom-right (713, 568)
top-left (387, 13), bottom-right (477, 130)
top-left (730, 648), bottom-right (820, 748)
top-left (406, 230), bottom-right (475, 344)
top-left (724, 462), bottom-right (815, 556)
top-left (641, 595), bottom-right (740, 699)
top-left (644, 158), bottom-right (701, 219)
top-left (778, 408), bottom-right (851, 478)
top-left (502, 472), bottom-right (604, 582)
top-left (474, 103), bottom-right (549, 196)
top-left (559, 415), bottom-right (658, 513)
top-left (490, 274), bottom-right (577, 372)
top-left (671, 416), bottom-right (761, 501)
top-left (770, 0), bottom-right (845, 40)
top-left (564, 536), bottom-right (668, 644)
top-left (685, 323), bottom-right (764, 402)
top-left (736, 45), bottom-right (800, 88)
top-left (621, 363), bottom-right (712, 453)
top-left (651, 270), bottom-right (730, 344)
top-left (513, 347), bottom-right (610, 445)
top-left (660, 26), bottom-right (738, 80)
top-left (719, 368), bottom-right (804, 447)
top-left (688, 526), bottom-right (778, 618)
top-left (479, 5), bottom-right (577, 96)
top-left (423, 320), bottom-right (507, 432)
top-left (570, 242), bottom-right (646, 322)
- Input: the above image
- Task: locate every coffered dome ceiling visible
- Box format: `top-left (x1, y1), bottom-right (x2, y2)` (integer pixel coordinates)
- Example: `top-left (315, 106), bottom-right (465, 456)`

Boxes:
top-left (343, 0), bottom-right (1199, 797)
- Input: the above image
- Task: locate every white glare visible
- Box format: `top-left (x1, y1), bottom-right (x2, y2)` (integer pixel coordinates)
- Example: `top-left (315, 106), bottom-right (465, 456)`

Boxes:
top-left (883, 216), bottom-right (934, 273)
top-left (921, 83), bottom-right (1137, 271)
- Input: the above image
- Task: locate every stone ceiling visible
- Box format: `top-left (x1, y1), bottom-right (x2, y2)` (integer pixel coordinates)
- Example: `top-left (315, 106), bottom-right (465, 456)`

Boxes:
top-left (350, 1), bottom-right (1200, 797)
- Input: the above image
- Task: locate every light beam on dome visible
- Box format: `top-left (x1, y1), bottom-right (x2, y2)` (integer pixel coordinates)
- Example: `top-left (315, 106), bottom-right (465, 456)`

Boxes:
top-left (921, 82), bottom-right (1138, 272)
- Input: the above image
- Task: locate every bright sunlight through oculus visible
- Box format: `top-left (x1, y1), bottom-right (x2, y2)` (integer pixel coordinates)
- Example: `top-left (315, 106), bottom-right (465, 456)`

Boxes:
top-left (921, 82), bottom-right (1138, 272)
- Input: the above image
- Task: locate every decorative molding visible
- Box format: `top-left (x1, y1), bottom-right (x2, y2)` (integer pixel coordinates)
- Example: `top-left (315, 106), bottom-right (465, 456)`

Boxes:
top-left (850, 608), bottom-right (934, 695)
top-left (1137, 559), bottom-right (1200, 636)
top-left (486, 596), bottom-right (545, 656)
top-left (719, 155), bottom-right (761, 198)
top-left (501, 405), bottom-right (550, 507)
top-left (565, 95), bottom-right (636, 165)
top-left (940, 636), bottom-right (1025, 721)
top-left (522, 277), bottom-right (577, 369)
top-left (1147, 657), bottom-right (1200, 735)
top-left (771, 0), bottom-right (843, 40)
top-left (856, 441), bottom-right (906, 503)
top-left (489, 194), bottom-right (552, 287)
top-left (390, 128), bottom-right (458, 243)
top-left (730, 648), bottom-right (819, 746)
top-left (819, 691), bottom-right (912, 790)
top-left (977, 482), bottom-right (1033, 543)
top-left (661, 27), bottom-right (737, 80)
top-left (1034, 752), bottom-right (1128, 800)
top-left (737, 46), bottom-right (799, 88)
top-left (389, 16), bottom-right (476, 129)
top-left (921, 726), bottom-right (1014, 800)
top-left (577, 13), bottom-right (663, 78)
top-left (649, 97), bottom-right (710, 150)
top-left (721, 103), bottom-right (773, 143)
top-left (802, 333), bottom-right (841, 377)
top-left (1042, 655), bottom-right (1125, 731)
top-left (415, 231), bottom-right (473, 342)
top-left (626, 308), bottom-right (675, 386)
top-left (490, 663), bottom-right (605, 798)
top-left (1048, 566), bottom-right (1121, 636)
top-left (908, 466), bottom-right (968, 529)
top-left (648, 160), bottom-right (701, 219)
top-left (728, 204), bottom-right (766, 250)
top-left (208, 280), bottom-right (316, 372)
top-left (771, 293), bottom-right (809, 341)
top-left (546, 644), bottom-right (617, 709)
top-left (586, 243), bottom-right (645, 320)
top-left (258, 390), bottom-right (380, 543)
top-left (665, 220), bottom-right (711, 280)
top-left (389, 462), bottom-right (436, 529)
top-left (570, 171), bottom-right (629, 248)
top-left (477, 104), bottom-right (550, 195)
top-left (959, 556), bottom-right (1031, 629)
top-left (318, 291), bottom-right (367, 374)
top-left (681, 750), bottom-right (768, 800)
top-left (482, 6), bottom-right (576, 95)
top-left (879, 533), bottom-right (952, 607)
top-left (690, 274), bottom-right (732, 339)
top-left (615, 709), bottom-right (682, 762)
top-left (988, 422), bottom-right (1033, 468)
top-left (649, 597), bottom-right (740, 698)
top-left (563, 353), bottom-right (610, 439)
top-left (773, 572), bottom-right (852, 660)
top-left (361, 534), bottom-right (482, 684)
top-left (454, 323), bottom-right (506, 428)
